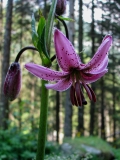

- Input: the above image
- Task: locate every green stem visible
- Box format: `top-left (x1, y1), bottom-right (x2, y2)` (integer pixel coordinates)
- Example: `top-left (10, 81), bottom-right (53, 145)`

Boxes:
top-left (36, 1), bottom-right (57, 159)
top-left (36, 80), bottom-right (49, 160)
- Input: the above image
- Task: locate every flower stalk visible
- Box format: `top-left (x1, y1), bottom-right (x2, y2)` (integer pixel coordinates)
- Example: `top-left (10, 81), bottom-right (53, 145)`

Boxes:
top-left (36, 0), bottom-right (58, 160)
top-left (55, 14), bottom-right (69, 39)
top-left (14, 46), bottom-right (38, 62)
top-left (36, 80), bottom-right (49, 160)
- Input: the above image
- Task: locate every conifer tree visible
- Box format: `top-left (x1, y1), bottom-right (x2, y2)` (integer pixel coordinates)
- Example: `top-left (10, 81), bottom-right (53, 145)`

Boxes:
top-left (0, 0), bottom-right (13, 129)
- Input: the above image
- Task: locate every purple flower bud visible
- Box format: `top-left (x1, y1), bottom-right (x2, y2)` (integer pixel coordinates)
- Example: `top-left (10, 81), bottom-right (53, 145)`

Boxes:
top-left (56, 0), bottom-right (66, 15)
top-left (3, 62), bottom-right (21, 101)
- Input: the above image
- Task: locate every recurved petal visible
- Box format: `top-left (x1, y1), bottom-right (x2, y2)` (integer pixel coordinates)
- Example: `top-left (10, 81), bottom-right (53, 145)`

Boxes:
top-left (81, 69), bottom-right (108, 84)
top-left (45, 78), bottom-right (72, 91)
top-left (54, 29), bottom-right (81, 72)
top-left (80, 35), bottom-right (112, 71)
top-left (84, 55), bottom-right (108, 74)
top-left (25, 63), bottom-right (67, 81)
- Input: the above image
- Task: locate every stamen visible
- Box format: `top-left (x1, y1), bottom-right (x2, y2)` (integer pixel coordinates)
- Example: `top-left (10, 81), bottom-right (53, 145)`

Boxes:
top-left (87, 85), bottom-right (96, 102)
top-left (70, 85), bottom-right (77, 106)
top-left (75, 82), bottom-right (82, 107)
top-left (82, 82), bottom-right (92, 101)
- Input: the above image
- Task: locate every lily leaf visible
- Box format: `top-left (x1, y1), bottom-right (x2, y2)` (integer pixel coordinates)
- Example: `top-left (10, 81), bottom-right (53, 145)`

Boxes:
top-left (37, 38), bottom-right (51, 66)
top-left (37, 15), bottom-right (46, 37)
top-left (40, 27), bottom-right (50, 59)
top-left (58, 16), bottom-right (74, 22)
top-left (37, 15), bottom-right (51, 66)
top-left (31, 13), bottom-right (51, 66)
top-left (45, 0), bottom-right (57, 53)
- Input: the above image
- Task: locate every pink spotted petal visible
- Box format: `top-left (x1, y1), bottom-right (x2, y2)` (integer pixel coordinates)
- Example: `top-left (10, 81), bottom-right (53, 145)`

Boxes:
top-left (54, 29), bottom-right (81, 72)
top-left (25, 63), bottom-right (67, 81)
top-left (81, 69), bottom-right (108, 84)
top-left (45, 78), bottom-right (72, 91)
top-left (84, 55), bottom-right (108, 74)
top-left (80, 35), bottom-right (112, 70)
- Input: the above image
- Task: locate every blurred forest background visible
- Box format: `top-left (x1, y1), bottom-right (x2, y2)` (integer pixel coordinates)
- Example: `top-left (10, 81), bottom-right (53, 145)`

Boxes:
top-left (0, 0), bottom-right (120, 160)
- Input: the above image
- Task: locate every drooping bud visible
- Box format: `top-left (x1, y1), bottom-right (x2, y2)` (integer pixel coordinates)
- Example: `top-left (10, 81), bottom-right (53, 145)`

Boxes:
top-left (56, 0), bottom-right (66, 15)
top-left (3, 62), bottom-right (21, 101)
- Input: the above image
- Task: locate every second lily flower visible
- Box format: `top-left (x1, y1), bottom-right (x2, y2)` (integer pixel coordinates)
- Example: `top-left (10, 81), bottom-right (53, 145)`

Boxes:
top-left (25, 29), bottom-right (112, 107)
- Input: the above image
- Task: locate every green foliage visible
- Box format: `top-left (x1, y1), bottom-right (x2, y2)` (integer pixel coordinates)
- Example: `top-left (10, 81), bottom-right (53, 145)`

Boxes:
top-left (45, 0), bottom-right (57, 52)
top-left (45, 153), bottom-right (93, 160)
top-left (0, 129), bottom-right (36, 160)
top-left (0, 128), bottom-right (37, 160)
top-left (45, 154), bottom-right (79, 160)
top-left (1, 129), bottom-right (120, 160)
top-left (31, 13), bottom-right (51, 66)
top-left (64, 136), bottom-right (113, 153)
top-left (45, 141), bottom-right (59, 155)
top-left (0, 128), bottom-right (60, 160)
top-left (63, 136), bottom-right (115, 160)
top-left (31, 0), bottom-right (58, 67)
top-left (112, 138), bottom-right (120, 148)
top-left (37, 12), bottom-right (46, 37)
top-left (113, 149), bottom-right (120, 160)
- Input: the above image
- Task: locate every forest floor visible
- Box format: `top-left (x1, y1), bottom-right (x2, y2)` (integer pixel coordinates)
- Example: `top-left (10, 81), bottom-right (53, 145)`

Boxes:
top-left (45, 136), bottom-right (120, 160)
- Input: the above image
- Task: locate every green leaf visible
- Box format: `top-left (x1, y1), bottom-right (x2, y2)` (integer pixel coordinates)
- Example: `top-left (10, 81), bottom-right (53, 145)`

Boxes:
top-left (31, 14), bottom-right (38, 47)
top-left (31, 13), bottom-right (51, 66)
top-left (37, 15), bottom-right (46, 37)
top-left (40, 27), bottom-right (50, 59)
top-left (37, 39), bottom-right (51, 66)
top-left (36, 15), bottom-right (51, 66)
top-left (45, 0), bottom-right (57, 54)
top-left (58, 16), bottom-right (74, 22)
top-left (37, 27), bottom-right (51, 66)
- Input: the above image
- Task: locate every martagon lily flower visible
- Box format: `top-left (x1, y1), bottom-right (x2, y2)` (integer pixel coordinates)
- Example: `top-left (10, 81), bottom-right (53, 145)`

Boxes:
top-left (25, 29), bottom-right (112, 107)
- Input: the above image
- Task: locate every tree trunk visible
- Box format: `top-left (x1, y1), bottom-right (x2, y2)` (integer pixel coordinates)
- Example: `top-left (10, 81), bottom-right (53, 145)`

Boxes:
top-left (56, 64), bottom-right (60, 142)
top-left (64, 89), bottom-right (73, 137)
top-left (64, 0), bottom-right (74, 137)
top-left (68, 0), bottom-right (75, 45)
top-left (0, 0), bottom-right (13, 129)
top-left (0, 0), bottom-right (3, 104)
top-left (100, 2), bottom-right (106, 139)
top-left (20, 0), bottom-right (23, 48)
top-left (100, 78), bottom-right (106, 139)
top-left (56, 90), bottom-right (60, 142)
top-left (77, 0), bottom-right (84, 136)
top-left (89, 0), bottom-right (96, 135)
top-left (112, 61), bottom-right (116, 141)
top-left (18, 98), bottom-right (22, 131)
